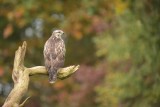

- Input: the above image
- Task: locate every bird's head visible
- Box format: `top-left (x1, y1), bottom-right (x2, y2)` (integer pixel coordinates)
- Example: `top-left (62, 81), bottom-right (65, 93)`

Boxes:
top-left (52, 30), bottom-right (65, 39)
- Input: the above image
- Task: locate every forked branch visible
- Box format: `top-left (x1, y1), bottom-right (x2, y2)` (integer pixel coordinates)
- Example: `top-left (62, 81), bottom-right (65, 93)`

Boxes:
top-left (2, 41), bottom-right (79, 107)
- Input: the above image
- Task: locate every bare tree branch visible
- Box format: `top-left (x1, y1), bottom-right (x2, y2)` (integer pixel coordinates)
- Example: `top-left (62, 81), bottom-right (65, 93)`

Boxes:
top-left (2, 41), bottom-right (79, 107)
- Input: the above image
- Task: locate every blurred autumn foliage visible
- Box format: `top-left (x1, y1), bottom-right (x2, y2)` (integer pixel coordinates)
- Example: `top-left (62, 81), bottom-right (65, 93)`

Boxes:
top-left (0, 0), bottom-right (160, 107)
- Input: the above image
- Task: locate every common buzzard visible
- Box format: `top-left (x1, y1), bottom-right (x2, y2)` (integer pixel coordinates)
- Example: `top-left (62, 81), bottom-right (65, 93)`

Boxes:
top-left (44, 30), bottom-right (66, 83)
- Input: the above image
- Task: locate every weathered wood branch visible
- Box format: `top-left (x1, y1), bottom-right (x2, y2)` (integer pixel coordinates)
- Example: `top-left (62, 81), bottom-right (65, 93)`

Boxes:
top-left (2, 41), bottom-right (79, 107)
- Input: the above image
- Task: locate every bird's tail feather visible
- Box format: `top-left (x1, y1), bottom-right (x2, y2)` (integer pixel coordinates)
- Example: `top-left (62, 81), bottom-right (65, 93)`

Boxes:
top-left (48, 68), bottom-right (57, 84)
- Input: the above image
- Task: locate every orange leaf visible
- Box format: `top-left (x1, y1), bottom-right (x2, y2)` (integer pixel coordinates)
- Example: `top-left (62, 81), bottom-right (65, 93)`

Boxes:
top-left (0, 67), bottom-right (4, 77)
top-left (3, 24), bottom-right (13, 39)
top-left (54, 81), bottom-right (64, 89)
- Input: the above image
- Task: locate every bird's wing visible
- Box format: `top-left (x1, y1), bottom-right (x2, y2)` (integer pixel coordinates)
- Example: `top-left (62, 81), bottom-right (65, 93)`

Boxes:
top-left (44, 38), bottom-right (56, 60)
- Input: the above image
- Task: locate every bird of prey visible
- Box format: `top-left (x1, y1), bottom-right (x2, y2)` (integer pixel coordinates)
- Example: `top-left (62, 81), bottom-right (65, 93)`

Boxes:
top-left (44, 30), bottom-right (66, 83)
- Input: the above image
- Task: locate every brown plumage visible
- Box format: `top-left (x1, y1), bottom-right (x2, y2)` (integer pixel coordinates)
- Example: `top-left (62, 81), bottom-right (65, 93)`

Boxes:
top-left (44, 30), bottom-right (66, 83)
